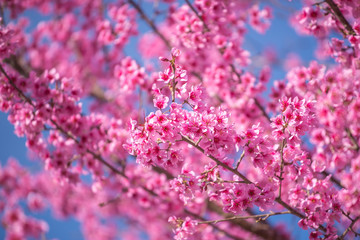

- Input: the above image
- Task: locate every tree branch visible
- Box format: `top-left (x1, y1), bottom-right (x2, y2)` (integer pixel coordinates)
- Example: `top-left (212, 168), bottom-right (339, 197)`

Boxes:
top-left (0, 64), bottom-right (34, 106)
top-left (184, 0), bottom-right (210, 31)
top-left (324, 0), bottom-right (356, 36)
top-left (345, 127), bottom-right (360, 152)
top-left (0, 63), bottom-right (127, 179)
top-left (152, 165), bottom-right (283, 240)
top-left (181, 133), bottom-right (327, 232)
top-left (321, 171), bottom-right (344, 189)
top-left (278, 138), bottom-right (287, 199)
top-left (185, 210), bottom-right (245, 240)
top-left (197, 211), bottom-right (291, 224)
top-left (254, 98), bottom-right (271, 122)
top-left (126, 0), bottom-right (171, 49)
top-left (339, 216), bottom-right (360, 239)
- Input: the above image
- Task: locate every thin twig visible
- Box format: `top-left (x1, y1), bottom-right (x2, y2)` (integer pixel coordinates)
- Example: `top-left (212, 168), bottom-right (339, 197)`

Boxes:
top-left (278, 138), bottom-right (287, 199)
top-left (345, 127), bottom-right (360, 152)
top-left (170, 61), bottom-right (176, 102)
top-left (0, 5), bottom-right (5, 25)
top-left (49, 119), bottom-right (127, 178)
top-left (4, 55), bottom-right (31, 77)
top-left (254, 98), bottom-right (271, 122)
top-left (181, 134), bottom-right (252, 184)
top-left (339, 216), bottom-right (360, 239)
top-left (126, 0), bottom-right (171, 49)
top-left (99, 195), bottom-right (121, 207)
top-left (195, 136), bottom-right (203, 146)
top-left (235, 151), bottom-right (245, 170)
top-left (206, 201), bottom-right (282, 240)
top-left (350, 228), bottom-right (360, 237)
top-left (185, 210), bottom-right (245, 240)
top-left (184, 0), bottom-right (210, 31)
top-left (198, 211), bottom-right (291, 224)
top-left (0, 64), bottom-right (34, 106)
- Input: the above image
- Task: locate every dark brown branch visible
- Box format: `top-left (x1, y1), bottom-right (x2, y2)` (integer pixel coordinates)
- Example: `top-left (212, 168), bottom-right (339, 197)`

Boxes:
top-left (152, 166), bottom-right (174, 179)
top-left (184, 0), bottom-right (210, 31)
top-left (324, 0), bottom-right (356, 36)
top-left (0, 64), bottom-right (33, 106)
top-left (99, 195), bottom-right (121, 207)
top-left (49, 119), bottom-right (128, 178)
top-left (4, 55), bottom-right (30, 77)
top-left (345, 127), bottom-right (360, 152)
top-left (321, 171), bottom-right (344, 189)
top-left (254, 98), bottom-right (271, 122)
top-left (278, 139), bottom-right (287, 199)
top-left (126, 0), bottom-right (171, 49)
top-left (206, 202), bottom-right (286, 240)
top-left (90, 84), bottom-right (110, 102)
top-left (339, 216), bottom-right (360, 239)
